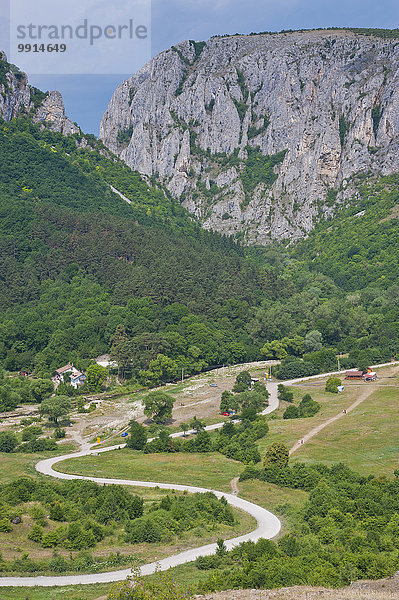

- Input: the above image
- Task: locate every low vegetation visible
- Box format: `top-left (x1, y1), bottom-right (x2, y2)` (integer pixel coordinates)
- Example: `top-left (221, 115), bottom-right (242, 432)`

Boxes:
top-left (0, 477), bottom-right (238, 575)
top-left (283, 394), bottom-right (320, 419)
top-left (196, 463), bottom-right (399, 592)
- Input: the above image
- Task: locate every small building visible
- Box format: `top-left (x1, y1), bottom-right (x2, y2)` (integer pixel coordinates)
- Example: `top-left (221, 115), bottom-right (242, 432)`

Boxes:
top-left (54, 364), bottom-right (75, 383)
top-left (345, 370), bottom-right (364, 380)
top-left (54, 364), bottom-right (86, 389)
top-left (69, 370), bottom-right (87, 389)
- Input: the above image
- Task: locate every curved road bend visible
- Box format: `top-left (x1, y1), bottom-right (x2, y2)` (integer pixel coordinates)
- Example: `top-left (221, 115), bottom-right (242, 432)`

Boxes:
top-left (0, 379), bottom-right (280, 587)
top-left (1, 361), bottom-right (395, 587)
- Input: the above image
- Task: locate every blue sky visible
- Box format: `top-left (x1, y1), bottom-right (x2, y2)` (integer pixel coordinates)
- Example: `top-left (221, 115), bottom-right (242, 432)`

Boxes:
top-left (2, 0), bottom-right (399, 133)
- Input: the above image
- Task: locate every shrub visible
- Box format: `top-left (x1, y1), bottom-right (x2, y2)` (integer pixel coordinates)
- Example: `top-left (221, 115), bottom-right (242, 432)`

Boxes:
top-left (298, 394), bottom-right (320, 417)
top-left (30, 505), bottom-right (47, 526)
top-left (49, 503), bottom-right (64, 521)
top-left (0, 432), bottom-right (18, 453)
top-left (325, 377), bottom-right (342, 393)
top-left (11, 552), bottom-right (38, 573)
top-left (17, 438), bottom-right (57, 452)
top-left (28, 524), bottom-right (43, 543)
top-left (0, 518), bottom-right (12, 532)
top-left (277, 384), bottom-right (294, 403)
top-left (283, 405), bottom-right (299, 419)
top-left (125, 515), bottom-right (169, 544)
top-left (54, 428), bottom-right (66, 439)
top-left (263, 442), bottom-right (289, 469)
top-left (196, 555), bottom-right (219, 570)
top-left (49, 554), bottom-right (69, 573)
top-left (41, 530), bottom-right (61, 548)
top-left (22, 425), bottom-right (42, 441)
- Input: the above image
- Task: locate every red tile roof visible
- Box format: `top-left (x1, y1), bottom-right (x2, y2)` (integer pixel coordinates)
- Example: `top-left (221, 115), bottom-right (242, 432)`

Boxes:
top-left (55, 363), bottom-right (73, 375)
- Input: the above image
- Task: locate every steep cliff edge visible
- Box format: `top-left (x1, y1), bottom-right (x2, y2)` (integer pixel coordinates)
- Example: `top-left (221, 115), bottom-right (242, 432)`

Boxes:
top-left (0, 51), bottom-right (79, 135)
top-left (100, 30), bottom-right (399, 243)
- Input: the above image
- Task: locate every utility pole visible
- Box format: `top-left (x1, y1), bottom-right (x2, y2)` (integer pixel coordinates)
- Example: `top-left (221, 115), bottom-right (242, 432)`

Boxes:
top-left (181, 368), bottom-right (184, 383)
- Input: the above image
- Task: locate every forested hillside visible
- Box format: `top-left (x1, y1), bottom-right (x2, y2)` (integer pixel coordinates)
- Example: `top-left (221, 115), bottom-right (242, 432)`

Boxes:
top-left (247, 175), bottom-right (399, 377)
top-left (0, 117), bottom-right (265, 375)
top-left (1, 112), bottom-right (399, 380)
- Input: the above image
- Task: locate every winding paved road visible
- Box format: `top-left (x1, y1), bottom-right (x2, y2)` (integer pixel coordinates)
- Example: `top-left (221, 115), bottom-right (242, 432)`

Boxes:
top-left (1, 361), bottom-right (396, 587)
top-left (0, 379), bottom-right (280, 588)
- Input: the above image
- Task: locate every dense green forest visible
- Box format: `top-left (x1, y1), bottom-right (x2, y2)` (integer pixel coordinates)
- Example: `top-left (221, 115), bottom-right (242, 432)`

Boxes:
top-left (0, 117), bottom-right (265, 374)
top-left (246, 174), bottom-right (399, 374)
top-left (1, 89), bottom-right (399, 381)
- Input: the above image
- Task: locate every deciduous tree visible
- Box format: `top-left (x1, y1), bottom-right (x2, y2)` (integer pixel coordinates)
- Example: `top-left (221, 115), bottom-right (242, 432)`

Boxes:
top-left (143, 391), bottom-right (174, 423)
top-left (127, 421), bottom-right (147, 450)
top-left (86, 364), bottom-right (108, 392)
top-left (39, 395), bottom-right (71, 425)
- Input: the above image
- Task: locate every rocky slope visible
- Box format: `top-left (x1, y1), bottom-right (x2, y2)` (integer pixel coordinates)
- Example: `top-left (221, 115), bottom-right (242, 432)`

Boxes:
top-left (0, 51), bottom-right (79, 135)
top-left (100, 30), bottom-right (399, 243)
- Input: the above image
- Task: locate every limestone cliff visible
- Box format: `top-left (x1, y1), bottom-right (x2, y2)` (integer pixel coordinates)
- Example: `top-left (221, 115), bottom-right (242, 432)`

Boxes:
top-left (0, 51), bottom-right (79, 135)
top-left (99, 30), bottom-right (399, 243)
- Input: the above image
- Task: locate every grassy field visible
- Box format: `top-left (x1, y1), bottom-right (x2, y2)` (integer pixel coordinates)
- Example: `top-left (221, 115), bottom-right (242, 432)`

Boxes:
top-left (58, 450), bottom-right (242, 493)
top-left (0, 444), bottom-right (76, 484)
top-left (291, 385), bottom-right (399, 475)
top-left (259, 379), bottom-right (367, 452)
top-left (0, 583), bottom-right (110, 600)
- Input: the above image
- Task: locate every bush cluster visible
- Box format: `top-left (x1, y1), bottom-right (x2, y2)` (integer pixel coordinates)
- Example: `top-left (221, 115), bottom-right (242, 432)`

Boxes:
top-left (0, 478), bottom-right (237, 575)
top-left (125, 492), bottom-right (234, 544)
top-left (283, 394), bottom-right (320, 419)
top-left (199, 463), bottom-right (399, 591)
top-left (142, 416), bottom-right (268, 465)
top-left (0, 478), bottom-right (143, 563)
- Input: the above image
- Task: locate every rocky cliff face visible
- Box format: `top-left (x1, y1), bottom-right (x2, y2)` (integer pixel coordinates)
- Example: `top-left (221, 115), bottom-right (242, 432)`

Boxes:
top-left (100, 30), bottom-right (399, 244)
top-left (0, 51), bottom-right (79, 135)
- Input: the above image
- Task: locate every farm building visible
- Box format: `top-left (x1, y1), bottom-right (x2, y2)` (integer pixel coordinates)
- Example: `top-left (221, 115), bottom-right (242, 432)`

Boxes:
top-left (345, 370), bottom-right (364, 380)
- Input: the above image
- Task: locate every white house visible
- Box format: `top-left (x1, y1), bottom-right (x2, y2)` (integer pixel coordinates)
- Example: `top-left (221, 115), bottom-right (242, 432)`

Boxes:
top-left (54, 364), bottom-right (87, 389)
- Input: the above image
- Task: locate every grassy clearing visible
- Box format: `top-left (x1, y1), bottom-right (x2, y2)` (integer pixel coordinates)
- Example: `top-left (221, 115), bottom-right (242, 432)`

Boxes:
top-left (0, 444), bottom-right (76, 484)
top-left (238, 479), bottom-right (308, 513)
top-left (0, 583), bottom-right (110, 599)
top-left (291, 386), bottom-right (399, 475)
top-left (58, 450), bottom-right (242, 493)
top-left (258, 380), bottom-right (363, 453)
top-left (237, 479), bottom-right (308, 539)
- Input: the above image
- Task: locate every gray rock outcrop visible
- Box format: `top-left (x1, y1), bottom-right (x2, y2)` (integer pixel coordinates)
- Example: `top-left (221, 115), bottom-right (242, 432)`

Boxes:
top-left (0, 51), bottom-right (79, 135)
top-left (100, 30), bottom-right (399, 243)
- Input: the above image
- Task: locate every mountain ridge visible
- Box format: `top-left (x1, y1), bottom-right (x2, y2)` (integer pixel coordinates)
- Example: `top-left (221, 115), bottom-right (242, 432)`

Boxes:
top-left (99, 29), bottom-right (399, 244)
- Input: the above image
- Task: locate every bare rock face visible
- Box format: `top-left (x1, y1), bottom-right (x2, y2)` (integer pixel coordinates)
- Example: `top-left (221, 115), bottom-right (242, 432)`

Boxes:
top-left (0, 51), bottom-right (31, 120)
top-left (33, 91), bottom-right (80, 135)
top-left (100, 30), bottom-right (399, 244)
top-left (0, 51), bottom-right (79, 135)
